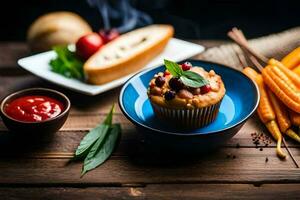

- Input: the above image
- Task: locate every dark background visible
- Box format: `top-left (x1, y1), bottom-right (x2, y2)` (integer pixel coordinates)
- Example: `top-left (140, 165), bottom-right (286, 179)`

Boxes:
top-left (1, 0), bottom-right (299, 41)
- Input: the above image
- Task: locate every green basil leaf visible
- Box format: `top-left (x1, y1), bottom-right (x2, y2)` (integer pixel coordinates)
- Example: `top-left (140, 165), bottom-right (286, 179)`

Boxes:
top-left (74, 124), bottom-right (110, 159)
top-left (50, 46), bottom-right (84, 80)
top-left (73, 104), bottom-right (121, 176)
top-left (164, 59), bottom-right (183, 77)
top-left (103, 104), bottom-right (115, 126)
top-left (74, 104), bottom-right (115, 158)
top-left (81, 124), bottom-right (110, 164)
top-left (180, 70), bottom-right (209, 88)
top-left (81, 124), bottom-right (121, 176)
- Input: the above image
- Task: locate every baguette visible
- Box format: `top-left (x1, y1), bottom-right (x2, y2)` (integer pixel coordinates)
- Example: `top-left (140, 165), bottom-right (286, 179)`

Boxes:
top-left (84, 25), bottom-right (174, 85)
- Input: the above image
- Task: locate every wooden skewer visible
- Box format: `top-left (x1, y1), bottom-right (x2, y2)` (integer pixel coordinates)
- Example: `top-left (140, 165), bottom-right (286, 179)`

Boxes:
top-left (228, 27), bottom-right (300, 168)
top-left (249, 55), bottom-right (264, 71)
top-left (228, 28), bottom-right (268, 64)
top-left (228, 33), bottom-right (263, 71)
top-left (233, 49), bottom-right (248, 68)
top-left (282, 137), bottom-right (300, 168)
top-left (232, 29), bottom-right (265, 71)
top-left (235, 36), bottom-right (263, 71)
top-left (227, 28), bottom-right (269, 64)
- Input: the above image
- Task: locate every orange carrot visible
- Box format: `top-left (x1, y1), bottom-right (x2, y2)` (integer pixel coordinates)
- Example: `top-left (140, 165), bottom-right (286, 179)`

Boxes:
top-left (281, 47), bottom-right (300, 69)
top-left (286, 129), bottom-right (300, 143)
top-left (288, 109), bottom-right (300, 142)
top-left (269, 58), bottom-right (300, 88)
top-left (242, 67), bottom-right (259, 81)
top-left (265, 121), bottom-right (286, 159)
top-left (267, 90), bottom-right (291, 133)
top-left (289, 109), bottom-right (300, 127)
top-left (271, 66), bottom-right (298, 91)
top-left (292, 64), bottom-right (300, 77)
top-left (268, 90), bottom-right (300, 143)
top-left (267, 66), bottom-right (300, 102)
top-left (243, 71), bottom-right (286, 158)
top-left (256, 75), bottom-right (275, 123)
top-left (262, 66), bottom-right (300, 113)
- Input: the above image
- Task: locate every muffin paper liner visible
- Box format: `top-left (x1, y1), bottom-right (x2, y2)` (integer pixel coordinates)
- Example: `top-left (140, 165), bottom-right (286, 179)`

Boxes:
top-left (150, 100), bottom-right (222, 129)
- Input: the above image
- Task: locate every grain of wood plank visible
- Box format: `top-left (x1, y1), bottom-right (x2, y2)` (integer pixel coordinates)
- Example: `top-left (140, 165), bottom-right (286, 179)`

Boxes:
top-left (0, 126), bottom-right (299, 157)
top-left (0, 75), bottom-right (39, 98)
top-left (0, 147), bottom-right (298, 185)
top-left (1, 114), bottom-right (299, 153)
top-left (0, 127), bottom-right (293, 157)
top-left (0, 184), bottom-right (299, 200)
top-left (0, 42), bottom-right (29, 69)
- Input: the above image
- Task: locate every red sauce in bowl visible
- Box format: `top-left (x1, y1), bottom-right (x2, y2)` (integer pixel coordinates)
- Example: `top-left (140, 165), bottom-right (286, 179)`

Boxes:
top-left (4, 95), bottom-right (64, 122)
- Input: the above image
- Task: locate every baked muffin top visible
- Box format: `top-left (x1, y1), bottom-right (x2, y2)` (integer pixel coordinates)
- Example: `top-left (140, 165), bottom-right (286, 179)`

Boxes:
top-left (147, 61), bottom-right (226, 109)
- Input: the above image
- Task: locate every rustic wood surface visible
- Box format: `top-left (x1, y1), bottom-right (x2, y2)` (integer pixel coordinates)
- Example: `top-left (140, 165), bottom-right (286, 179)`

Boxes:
top-left (0, 41), bottom-right (300, 199)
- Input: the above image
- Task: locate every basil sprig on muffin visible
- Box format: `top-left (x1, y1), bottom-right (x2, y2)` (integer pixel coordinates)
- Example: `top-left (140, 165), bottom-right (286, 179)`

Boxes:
top-left (164, 59), bottom-right (209, 88)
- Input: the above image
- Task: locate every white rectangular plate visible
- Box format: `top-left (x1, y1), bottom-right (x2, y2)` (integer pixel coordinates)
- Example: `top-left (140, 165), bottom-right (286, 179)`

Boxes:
top-left (18, 38), bottom-right (204, 95)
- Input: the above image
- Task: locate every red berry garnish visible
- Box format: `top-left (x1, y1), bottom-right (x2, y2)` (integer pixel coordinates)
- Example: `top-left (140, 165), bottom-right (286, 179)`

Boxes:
top-left (163, 71), bottom-right (170, 77)
top-left (181, 62), bottom-right (192, 71)
top-left (200, 85), bottom-right (211, 94)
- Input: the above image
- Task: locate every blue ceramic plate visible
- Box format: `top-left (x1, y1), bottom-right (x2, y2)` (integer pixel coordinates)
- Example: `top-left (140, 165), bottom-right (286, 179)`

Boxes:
top-left (119, 60), bottom-right (259, 137)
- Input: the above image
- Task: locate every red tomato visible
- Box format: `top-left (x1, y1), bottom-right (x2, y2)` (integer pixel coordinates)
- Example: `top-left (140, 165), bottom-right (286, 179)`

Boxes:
top-left (99, 29), bottom-right (119, 44)
top-left (76, 33), bottom-right (104, 60)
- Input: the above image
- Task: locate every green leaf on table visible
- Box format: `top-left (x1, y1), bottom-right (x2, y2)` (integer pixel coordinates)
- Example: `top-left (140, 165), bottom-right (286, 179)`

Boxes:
top-left (81, 124), bottom-right (121, 176)
top-left (74, 105), bottom-right (115, 159)
top-left (81, 124), bottom-right (111, 168)
top-left (74, 124), bottom-right (109, 159)
top-left (164, 59), bottom-right (183, 77)
top-left (72, 104), bottom-right (122, 177)
top-left (103, 104), bottom-right (115, 126)
top-left (180, 70), bottom-right (209, 88)
top-left (50, 46), bottom-right (84, 80)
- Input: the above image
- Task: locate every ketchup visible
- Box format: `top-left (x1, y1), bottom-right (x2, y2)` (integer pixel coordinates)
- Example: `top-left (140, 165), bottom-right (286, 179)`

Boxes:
top-left (4, 95), bottom-right (64, 122)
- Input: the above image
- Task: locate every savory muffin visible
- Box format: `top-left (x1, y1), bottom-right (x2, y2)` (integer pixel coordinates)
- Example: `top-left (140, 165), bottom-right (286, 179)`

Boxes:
top-left (147, 60), bottom-right (226, 128)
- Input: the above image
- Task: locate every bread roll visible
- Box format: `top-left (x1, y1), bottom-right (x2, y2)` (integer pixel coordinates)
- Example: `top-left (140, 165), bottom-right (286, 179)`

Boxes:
top-left (84, 25), bottom-right (174, 85)
top-left (27, 11), bottom-right (92, 52)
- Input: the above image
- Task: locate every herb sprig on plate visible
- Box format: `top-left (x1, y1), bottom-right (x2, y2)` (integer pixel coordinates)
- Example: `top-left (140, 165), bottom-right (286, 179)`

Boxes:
top-left (73, 104), bottom-right (121, 176)
top-left (164, 59), bottom-right (208, 88)
top-left (50, 46), bottom-right (84, 80)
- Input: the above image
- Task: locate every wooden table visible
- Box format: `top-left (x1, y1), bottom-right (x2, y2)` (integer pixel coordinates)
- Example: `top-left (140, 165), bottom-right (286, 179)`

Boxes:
top-left (0, 41), bottom-right (300, 200)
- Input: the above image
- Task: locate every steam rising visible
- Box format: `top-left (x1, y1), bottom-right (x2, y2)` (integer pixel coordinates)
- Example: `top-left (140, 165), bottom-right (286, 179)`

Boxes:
top-left (87, 0), bottom-right (153, 33)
